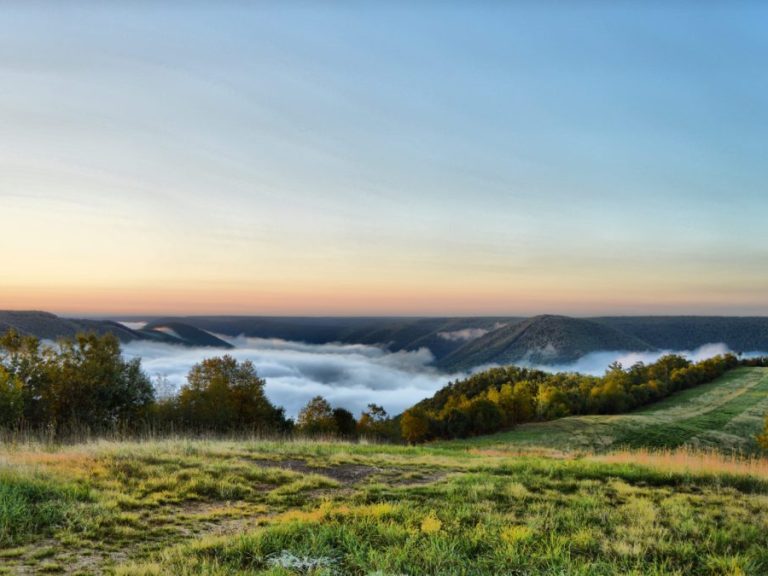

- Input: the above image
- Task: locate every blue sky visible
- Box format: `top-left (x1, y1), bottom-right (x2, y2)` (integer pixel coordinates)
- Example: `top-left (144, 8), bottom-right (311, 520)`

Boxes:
top-left (1, 2), bottom-right (767, 315)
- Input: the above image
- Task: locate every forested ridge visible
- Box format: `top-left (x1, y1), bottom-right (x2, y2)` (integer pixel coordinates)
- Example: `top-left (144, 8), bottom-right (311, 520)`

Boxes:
top-left (401, 353), bottom-right (768, 443)
top-left (7, 310), bottom-right (768, 369)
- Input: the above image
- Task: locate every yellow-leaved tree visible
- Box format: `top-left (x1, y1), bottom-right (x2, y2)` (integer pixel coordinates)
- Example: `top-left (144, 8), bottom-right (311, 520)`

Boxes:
top-left (758, 415), bottom-right (768, 451)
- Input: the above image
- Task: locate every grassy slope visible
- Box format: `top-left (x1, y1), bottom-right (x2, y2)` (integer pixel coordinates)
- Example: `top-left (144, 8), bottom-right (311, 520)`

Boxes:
top-left (0, 439), bottom-right (768, 575)
top-left (442, 367), bottom-right (768, 453)
top-left (1, 369), bottom-right (768, 574)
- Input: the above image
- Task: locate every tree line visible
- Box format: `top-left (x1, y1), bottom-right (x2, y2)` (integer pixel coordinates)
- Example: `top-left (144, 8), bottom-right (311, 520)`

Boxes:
top-left (0, 330), bottom-right (398, 440)
top-left (400, 353), bottom-right (744, 443)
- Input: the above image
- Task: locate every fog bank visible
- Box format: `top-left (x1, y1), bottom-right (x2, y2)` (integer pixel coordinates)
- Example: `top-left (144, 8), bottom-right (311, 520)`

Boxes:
top-left (121, 337), bottom-right (455, 418)
top-left (516, 343), bottom-right (767, 376)
top-left (121, 338), bottom-right (766, 419)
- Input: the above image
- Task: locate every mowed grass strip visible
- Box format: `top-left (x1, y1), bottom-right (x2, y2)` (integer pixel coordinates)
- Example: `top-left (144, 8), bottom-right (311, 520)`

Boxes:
top-left (616, 369), bottom-right (768, 449)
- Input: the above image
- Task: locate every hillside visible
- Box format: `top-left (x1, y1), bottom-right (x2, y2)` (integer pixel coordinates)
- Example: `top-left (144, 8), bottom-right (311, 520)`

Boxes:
top-left (437, 314), bottom-right (654, 370)
top-left (140, 315), bottom-right (513, 360)
top-left (110, 314), bottom-right (768, 370)
top-left (446, 367), bottom-right (768, 454)
top-left (0, 311), bottom-right (231, 349)
top-left (595, 316), bottom-right (768, 352)
top-left (0, 310), bottom-right (141, 342)
top-left (140, 320), bottom-right (234, 348)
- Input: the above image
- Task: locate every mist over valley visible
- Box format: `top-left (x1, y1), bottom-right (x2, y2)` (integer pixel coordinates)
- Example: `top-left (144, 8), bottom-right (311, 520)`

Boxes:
top-left (122, 323), bottom-right (768, 418)
top-left (3, 310), bottom-right (768, 418)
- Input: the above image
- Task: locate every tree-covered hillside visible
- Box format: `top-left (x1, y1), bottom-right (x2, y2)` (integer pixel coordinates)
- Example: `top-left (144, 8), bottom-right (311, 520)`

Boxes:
top-left (437, 315), bottom-right (654, 370)
top-left (403, 353), bottom-right (741, 443)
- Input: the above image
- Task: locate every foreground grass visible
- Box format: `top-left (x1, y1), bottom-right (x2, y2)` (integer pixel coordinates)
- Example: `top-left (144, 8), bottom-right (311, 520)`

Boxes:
top-left (1, 438), bottom-right (768, 575)
top-left (0, 469), bottom-right (91, 547)
top-left (444, 367), bottom-right (768, 454)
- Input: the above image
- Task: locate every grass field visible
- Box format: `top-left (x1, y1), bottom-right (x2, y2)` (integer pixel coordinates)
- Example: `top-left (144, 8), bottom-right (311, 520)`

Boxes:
top-left (0, 437), bottom-right (767, 575)
top-left (444, 367), bottom-right (768, 454)
top-left (1, 368), bottom-right (768, 574)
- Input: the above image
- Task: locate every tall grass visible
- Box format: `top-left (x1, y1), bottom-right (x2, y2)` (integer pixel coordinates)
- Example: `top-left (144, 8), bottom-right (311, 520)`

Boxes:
top-left (593, 447), bottom-right (768, 479)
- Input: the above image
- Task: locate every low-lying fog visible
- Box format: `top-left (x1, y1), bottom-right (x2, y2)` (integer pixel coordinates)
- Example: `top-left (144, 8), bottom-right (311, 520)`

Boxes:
top-left (522, 344), bottom-right (768, 375)
top-left (121, 337), bottom-right (452, 419)
top-left (121, 338), bottom-right (766, 418)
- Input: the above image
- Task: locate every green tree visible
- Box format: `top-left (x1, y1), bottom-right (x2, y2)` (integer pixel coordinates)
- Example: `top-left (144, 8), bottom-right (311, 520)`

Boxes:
top-left (297, 396), bottom-right (338, 436)
top-left (358, 403), bottom-right (387, 435)
top-left (357, 404), bottom-right (400, 441)
top-left (45, 333), bottom-right (154, 432)
top-left (332, 407), bottom-right (357, 437)
top-left (176, 355), bottom-right (287, 432)
top-left (536, 385), bottom-right (571, 419)
top-left (466, 398), bottom-right (503, 435)
top-left (0, 367), bottom-right (23, 427)
top-left (438, 407), bottom-right (471, 438)
top-left (0, 330), bottom-right (52, 426)
top-left (510, 381), bottom-right (536, 423)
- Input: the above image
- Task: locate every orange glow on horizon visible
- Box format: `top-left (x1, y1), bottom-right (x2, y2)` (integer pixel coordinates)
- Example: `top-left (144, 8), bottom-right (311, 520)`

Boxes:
top-left (2, 282), bottom-right (766, 317)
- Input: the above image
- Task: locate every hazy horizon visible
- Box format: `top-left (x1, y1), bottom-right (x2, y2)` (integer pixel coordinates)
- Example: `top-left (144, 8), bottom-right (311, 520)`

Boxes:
top-left (3, 3), bottom-right (768, 316)
top-left (75, 312), bottom-right (768, 320)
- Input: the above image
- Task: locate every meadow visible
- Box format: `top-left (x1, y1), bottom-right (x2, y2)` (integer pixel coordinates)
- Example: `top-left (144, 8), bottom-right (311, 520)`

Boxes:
top-left (1, 368), bottom-right (768, 575)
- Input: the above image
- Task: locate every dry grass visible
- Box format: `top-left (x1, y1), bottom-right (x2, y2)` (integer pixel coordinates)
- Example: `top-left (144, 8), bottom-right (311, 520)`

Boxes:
top-left (593, 447), bottom-right (768, 479)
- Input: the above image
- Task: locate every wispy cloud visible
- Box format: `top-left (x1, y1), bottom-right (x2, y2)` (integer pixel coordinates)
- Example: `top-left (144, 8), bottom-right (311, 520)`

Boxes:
top-left (438, 322), bottom-right (506, 342)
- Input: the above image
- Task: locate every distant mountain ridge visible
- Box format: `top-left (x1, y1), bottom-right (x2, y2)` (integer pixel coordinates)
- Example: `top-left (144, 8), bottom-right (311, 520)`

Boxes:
top-left (593, 316), bottom-right (768, 353)
top-left (127, 314), bottom-right (768, 369)
top-left (4, 311), bottom-right (768, 370)
top-left (0, 310), bottom-right (140, 342)
top-left (0, 311), bottom-right (232, 349)
top-left (436, 315), bottom-right (654, 371)
top-left (141, 321), bottom-right (234, 348)
top-left (138, 315), bottom-right (515, 361)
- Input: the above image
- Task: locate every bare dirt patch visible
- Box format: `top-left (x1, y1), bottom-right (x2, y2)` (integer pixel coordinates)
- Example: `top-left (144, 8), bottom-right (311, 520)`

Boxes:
top-left (247, 458), bottom-right (380, 485)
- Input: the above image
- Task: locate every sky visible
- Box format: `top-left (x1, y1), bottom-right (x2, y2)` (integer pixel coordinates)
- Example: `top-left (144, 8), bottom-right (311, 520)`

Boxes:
top-left (2, 2), bottom-right (767, 316)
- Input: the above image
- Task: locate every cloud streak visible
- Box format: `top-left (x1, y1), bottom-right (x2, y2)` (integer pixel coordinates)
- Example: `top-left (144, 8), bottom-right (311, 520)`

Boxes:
top-left (438, 323), bottom-right (507, 342)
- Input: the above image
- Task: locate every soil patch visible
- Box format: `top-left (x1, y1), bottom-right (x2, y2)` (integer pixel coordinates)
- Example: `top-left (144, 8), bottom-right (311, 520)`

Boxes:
top-left (248, 458), bottom-right (379, 485)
